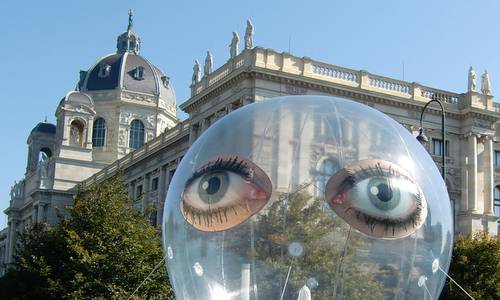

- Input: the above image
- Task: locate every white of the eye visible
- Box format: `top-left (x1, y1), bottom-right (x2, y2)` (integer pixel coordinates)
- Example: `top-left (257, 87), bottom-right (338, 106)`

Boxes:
top-left (185, 172), bottom-right (251, 210)
top-left (351, 177), bottom-right (417, 217)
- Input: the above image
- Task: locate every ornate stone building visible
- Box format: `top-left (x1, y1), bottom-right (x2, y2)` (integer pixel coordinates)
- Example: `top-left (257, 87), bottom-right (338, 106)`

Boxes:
top-left (1, 15), bottom-right (499, 275)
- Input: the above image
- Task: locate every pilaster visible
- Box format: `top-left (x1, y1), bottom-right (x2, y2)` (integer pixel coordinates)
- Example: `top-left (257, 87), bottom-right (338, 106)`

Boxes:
top-left (482, 136), bottom-right (494, 214)
top-left (466, 133), bottom-right (478, 212)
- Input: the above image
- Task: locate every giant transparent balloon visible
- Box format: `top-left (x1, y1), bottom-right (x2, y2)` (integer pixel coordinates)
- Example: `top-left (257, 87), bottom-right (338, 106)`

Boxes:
top-left (163, 96), bottom-right (453, 299)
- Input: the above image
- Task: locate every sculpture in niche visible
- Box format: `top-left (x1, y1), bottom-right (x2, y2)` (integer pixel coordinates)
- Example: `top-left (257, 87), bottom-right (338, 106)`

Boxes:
top-left (98, 64), bottom-right (111, 78)
top-left (468, 66), bottom-right (477, 92)
top-left (245, 19), bottom-right (254, 49)
top-left (204, 51), bottom-right (213, 76)
top-left (192, 60), bottom-right (201, 85)
top-left (481, 70), bottom-right (492, 95)
top-left (230, 31), bottom-right (240, 58)
top-left (38, 153), bottom-right (50, 189)
top-left (161, 75), bottom-right (170, 88)
top-left (70, 124), bottom-right (82, 146)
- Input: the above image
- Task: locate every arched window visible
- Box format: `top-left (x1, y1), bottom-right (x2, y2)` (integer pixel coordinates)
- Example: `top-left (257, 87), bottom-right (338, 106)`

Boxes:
top-left (92, 118), bottom-right (106, 147)
top-left (316, 159), bottom-right (339, 198)
top-left (70, 120), bottom-right (84, 147)
top-left (129, 119), bottom-right (144, 149)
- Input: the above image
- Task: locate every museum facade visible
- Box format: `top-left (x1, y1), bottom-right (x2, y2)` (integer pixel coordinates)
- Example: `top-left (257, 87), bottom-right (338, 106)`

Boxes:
top-left (1, 15), bottom-right (499, 275)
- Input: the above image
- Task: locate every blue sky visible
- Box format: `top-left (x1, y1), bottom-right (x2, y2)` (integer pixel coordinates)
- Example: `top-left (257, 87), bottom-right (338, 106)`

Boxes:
top-left (1, 0), bottom-right (499, 227)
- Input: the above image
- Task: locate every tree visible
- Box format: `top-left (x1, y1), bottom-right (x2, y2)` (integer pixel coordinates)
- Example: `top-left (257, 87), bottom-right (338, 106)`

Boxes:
top-left (0, 174), bottom-right (174, 299)
top-left (439, 232), bottom-right (500, 300)
top-left (229, 190), bottom-right (385, 299)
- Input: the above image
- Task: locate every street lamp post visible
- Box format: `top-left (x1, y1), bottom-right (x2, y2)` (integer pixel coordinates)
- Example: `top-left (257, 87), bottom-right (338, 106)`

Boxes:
top-left (416, 96), bottom-right (446, 182)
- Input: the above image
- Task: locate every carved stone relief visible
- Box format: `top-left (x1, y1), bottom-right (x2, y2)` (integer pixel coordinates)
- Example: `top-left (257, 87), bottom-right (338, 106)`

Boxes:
top-left (146, 115), bottom-right (155, 128)
top-left (122, 92), bottom-right (154, 103)
top-left (118, 129), bottom-right (126, 146)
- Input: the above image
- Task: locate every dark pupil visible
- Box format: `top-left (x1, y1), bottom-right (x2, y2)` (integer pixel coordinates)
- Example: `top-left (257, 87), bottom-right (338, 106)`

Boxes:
top-left (376, 183), bottom-right (393, 202)
top-left (205, 177), bottom-right (221, 195)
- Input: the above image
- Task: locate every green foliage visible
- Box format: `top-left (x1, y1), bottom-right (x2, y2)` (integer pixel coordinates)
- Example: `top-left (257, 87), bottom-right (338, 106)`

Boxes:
top-left (0, 174), bottom-right (174, 299)
top-left (440, 232), bottom-right (500, 300)
top-left (232, 191), bottom-right (385, 299)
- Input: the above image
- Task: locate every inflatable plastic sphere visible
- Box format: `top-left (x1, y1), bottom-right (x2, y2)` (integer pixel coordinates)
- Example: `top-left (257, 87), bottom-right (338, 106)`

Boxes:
top-left (162, 96), bottom-right (453, 300)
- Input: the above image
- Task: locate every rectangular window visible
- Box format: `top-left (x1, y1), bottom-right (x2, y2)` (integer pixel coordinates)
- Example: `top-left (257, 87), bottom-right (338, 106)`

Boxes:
top-left (151, 177), bottom-right (159, 191)
top-left (495, 200), bottom-right (500, 217)
top-left (431, 139), bottom-right (449, 157)
top-left (136, 185), bottom-right (143, 200)
top-left (495, 150), bottom-right (500, 166)
top-left (168, 169), bottom-right (176, 184)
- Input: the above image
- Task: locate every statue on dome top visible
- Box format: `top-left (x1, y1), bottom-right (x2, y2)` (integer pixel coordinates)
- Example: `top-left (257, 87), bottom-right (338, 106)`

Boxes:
top-left (128, 9), bottom-right (134, 31)
top-left (481, 69), bottom-right (492, 95)
top-left (230, 32), bottom-right (240, 58)
top-left (468, 66), bottom-right (477, 92)
top-left (245, 19), bottom-right (254, 49)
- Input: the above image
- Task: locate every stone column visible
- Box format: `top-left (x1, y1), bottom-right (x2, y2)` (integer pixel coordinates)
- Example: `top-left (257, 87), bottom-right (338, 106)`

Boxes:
top-left (38, 204), bottom-right (45, 222)
top-left (6, 222), bottom-right (16, 264)
top-left (128, 182), bottom-right (135, 200)
top-left (483, 136), bottom-right (494, 214)
top-left (467, 134), bottom-right (478, 212)
top-left (188, 123), bottom-right (199, 145)
top-left (158, 166), bottom-right (167, 203)
top-left (143, 174), bottom-right (150, 212)
top-left (200, 119), bottom-right (207, 132)
top-left (41, 204), bottom-right (47, 222)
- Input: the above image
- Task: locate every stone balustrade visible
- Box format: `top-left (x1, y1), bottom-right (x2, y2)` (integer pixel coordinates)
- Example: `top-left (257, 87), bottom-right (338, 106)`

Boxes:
top-left (367, 74), bottom-right (412, 96)
top-left (79, 122), bottom-right (190, 189)
top-left (189, 47), bottom-right (478, 110)
top-left (420, 87), bottom-right (460, 104)
top-left (312, 63), bottom-right (358, 84)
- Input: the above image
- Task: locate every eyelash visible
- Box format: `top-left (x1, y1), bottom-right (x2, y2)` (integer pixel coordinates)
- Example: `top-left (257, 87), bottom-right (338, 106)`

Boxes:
top-left (341, 163), bottom-right (409, 192)
top-left (182, 201), bottom-right (241, 228)
top-left (186, 156), bottom-right (252, 186)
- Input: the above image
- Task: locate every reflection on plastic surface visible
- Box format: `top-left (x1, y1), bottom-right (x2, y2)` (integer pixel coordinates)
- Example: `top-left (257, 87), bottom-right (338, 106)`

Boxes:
top-left (163, 96), bottom-right (453, 299)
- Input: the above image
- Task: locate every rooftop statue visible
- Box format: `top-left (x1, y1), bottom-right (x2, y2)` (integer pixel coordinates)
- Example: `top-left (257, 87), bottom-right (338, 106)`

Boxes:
top-left (230, 32), bottom-right (240, 58)
top-left (468, 66), bottom-right (477, 92)
top-left (204, 51), bottom-right (213, 76)
top-left (192, 60), bottom-right (201, 85)
top-left (245, 19), bottom-right (254, 49)
top-left (481, 69), bottom-right (492, 95)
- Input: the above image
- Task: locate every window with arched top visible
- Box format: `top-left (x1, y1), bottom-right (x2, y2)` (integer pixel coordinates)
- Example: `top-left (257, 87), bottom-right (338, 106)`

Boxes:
top-left (92, 118), bottom-right (106, 147)
top-left (129, 119), bottom-right (145, 149)
top-left (70, 120), bottom-right (84, 147)
top-left (316, 159), bottom-right (339, 198)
